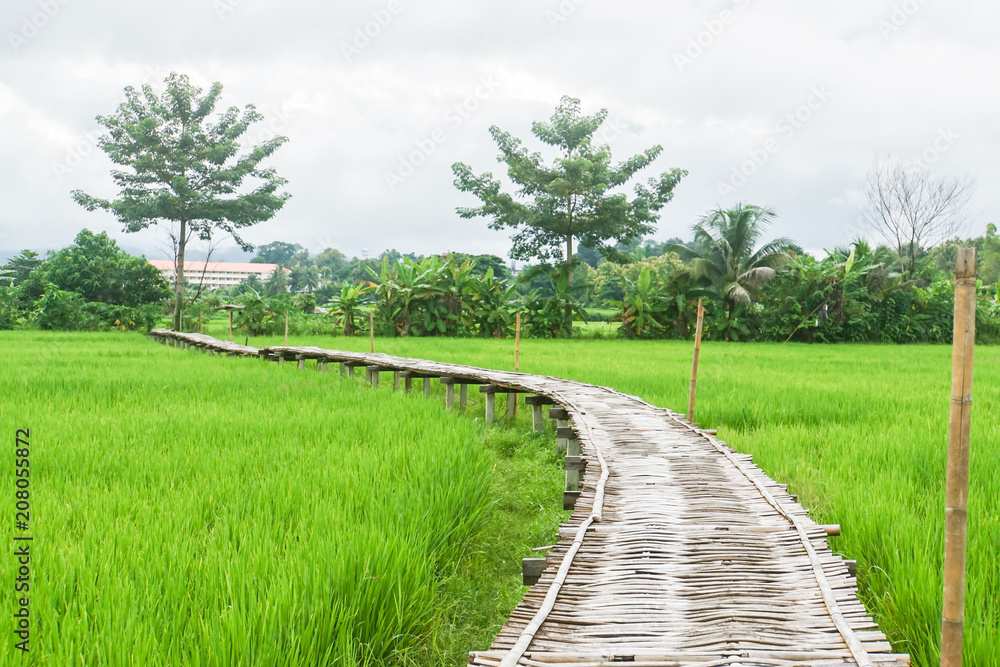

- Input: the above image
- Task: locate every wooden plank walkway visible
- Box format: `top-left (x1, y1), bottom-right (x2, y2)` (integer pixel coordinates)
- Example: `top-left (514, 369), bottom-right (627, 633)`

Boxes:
top-left (149, 330), bottom-right (910, 667)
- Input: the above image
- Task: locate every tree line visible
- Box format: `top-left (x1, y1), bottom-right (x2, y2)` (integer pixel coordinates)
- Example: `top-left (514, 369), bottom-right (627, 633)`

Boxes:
top-left (4, 73), bottom-right (996, 342)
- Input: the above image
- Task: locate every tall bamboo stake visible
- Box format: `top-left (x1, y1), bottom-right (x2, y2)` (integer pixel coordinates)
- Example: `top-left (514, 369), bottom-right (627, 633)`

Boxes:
top-left (688, 299), bottom-right (706, 424)
top-left (284, 312), bottom-right (289, 346)
top-left (941, 247), bottom-right (977, 667)
top-left (199, 311), bottom-right (203, 334)
top-left (514, 312), bottom-right (521, 418)
top-left (227, 310), bottom-right (232, 342)
top-left (369, 311), bottom-right (375, 353)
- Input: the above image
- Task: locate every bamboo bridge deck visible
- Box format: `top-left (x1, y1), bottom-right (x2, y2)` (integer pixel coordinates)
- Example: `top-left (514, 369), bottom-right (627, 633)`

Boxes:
top-left (149, 329), bottom-right (910, 667)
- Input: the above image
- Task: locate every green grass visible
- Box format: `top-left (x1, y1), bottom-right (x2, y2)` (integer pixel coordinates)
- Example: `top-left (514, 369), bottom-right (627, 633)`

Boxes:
top-left (236, 332), bottom-right (1000, 667)
top-left (0, 332), bottom-right (566, 666)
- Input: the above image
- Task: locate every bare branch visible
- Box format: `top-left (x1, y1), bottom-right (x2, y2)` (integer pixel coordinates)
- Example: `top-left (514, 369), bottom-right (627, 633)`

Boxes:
top-left (861, 155), bottom-right (975, 276)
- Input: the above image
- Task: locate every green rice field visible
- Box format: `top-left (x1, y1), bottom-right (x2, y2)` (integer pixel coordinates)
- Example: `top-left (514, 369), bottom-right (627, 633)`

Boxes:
top-left (241, 330), bottom-right (999, 667)
top-left (2, 329), bottom-right (998, 666)
top-left (0, 332), bottom-right (566, 666)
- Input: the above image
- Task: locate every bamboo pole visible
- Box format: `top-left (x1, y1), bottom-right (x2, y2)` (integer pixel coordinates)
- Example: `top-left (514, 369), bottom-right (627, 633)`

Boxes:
top-left (688, 299), bottom-right (706, 424)
top-left (284, 312), bottom-right (289, 346)
top-left (687, 299), bottom-right (705, 424)
top-left (369, 311), bottom-right (375, 353)
top-left (199, 311), bottom-right (203, 334)
top-left (227, 310), bottom-right (232, 342)
top-left (941, 247), bottom-right (977, 667)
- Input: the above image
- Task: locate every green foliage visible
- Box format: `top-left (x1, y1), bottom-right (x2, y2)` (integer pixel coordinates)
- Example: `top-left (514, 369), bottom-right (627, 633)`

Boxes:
top-left (521, 271), bottom-right (587, 338)
top-left (670, 204), bottom-right (795, 314)
top-left (467, 268), bottom-right (518, 338)
top-left (327, 282), bottom-right (363, 337)
top-left (0, 249), bottom-right (42, 287)
top-left (30, 285), bottom-right (90, 330)
top-left (44, 229), bottom-right (170, 307)
top-left (71, 71), bottom-right (291, 329)
top-left (251, 241), bottom-right (303, 266)
top-left (265, 265), bottom-right (290, 296)
top-left (453, 95), bottom-right (686, 280)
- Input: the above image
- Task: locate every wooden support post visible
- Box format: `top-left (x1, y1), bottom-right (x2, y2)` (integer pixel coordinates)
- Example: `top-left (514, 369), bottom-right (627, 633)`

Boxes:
top-left (296, 355), bottom-right (305, 371)
top-left (284, 311), bottom-right (289, 346)
top-left (199, 311), bottom-right (203, 334)
top-left (423, 377), bottom-right (431, 397)
top-left (531, 404), bottom-right (543, 431)
top-left (319, 360), bottom-right (328, 374)
top-left (446, 383), bottom-right (455, 411)
top-left (564, 490), bottom-right (582, 511)
top-left (366, 367), bottom-right (380, 387)
top-left (485, 392), bottom-right (495, 424)
top-left (942, 247), bottom-right (977, 667)
top-left (347, 364), bottom-right (355, 377)
top-left (522, 558), bottom-right (548, 586)
top-left (404, 375), bottom-right (413, 392)
top-left (525, 395), bottom-right (555, 432)
top-left (507, 392), bottom-right (517, 419)
top-left (339, 362), bottom-right (348, 375)
top-left (369, 311), bottom-right (374, 353)
top-left (393, 371), bottom-right (400, 391)
top-left (688, 298), bottom-right (705, 424)
top-left (562, 427), bottom-right (582, 490)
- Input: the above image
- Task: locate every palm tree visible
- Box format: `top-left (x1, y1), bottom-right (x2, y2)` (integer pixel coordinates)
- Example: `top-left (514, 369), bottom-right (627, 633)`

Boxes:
top-left (670, 204), bottom-right (795, 316)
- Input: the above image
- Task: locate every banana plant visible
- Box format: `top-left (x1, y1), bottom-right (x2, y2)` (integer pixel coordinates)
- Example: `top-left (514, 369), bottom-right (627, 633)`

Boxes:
top-left (326, 282), bottom-right (363, 336)
top-left (468, 268), bottom-right (518, 337)
top-left (612, 268), bottom-right (671, 339)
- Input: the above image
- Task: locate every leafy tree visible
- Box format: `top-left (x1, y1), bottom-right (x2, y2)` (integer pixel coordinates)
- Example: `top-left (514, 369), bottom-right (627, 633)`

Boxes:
top-left (671, 204), bottom-right (795, 320)
top-left (452, 95), bottom-right (687, 289)
top-left (43, 229), bottom-right (170, 307)
top-left (251, 241), bottom-right (303, 266)
top-left (71, 72), bottom-right (291, 330)
top-left (0, 250), bottom-right (42, 287)
top-left (982, 223), bottom-right (1000, 285)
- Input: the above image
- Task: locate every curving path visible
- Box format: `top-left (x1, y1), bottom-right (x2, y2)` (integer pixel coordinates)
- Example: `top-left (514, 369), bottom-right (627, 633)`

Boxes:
top-left (150, 330), bottom-right (910, 667)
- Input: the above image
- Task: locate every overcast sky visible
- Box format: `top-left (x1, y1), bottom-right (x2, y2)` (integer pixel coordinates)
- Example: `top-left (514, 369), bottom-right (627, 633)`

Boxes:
top-left (1, 0), bottom-right (997, 264)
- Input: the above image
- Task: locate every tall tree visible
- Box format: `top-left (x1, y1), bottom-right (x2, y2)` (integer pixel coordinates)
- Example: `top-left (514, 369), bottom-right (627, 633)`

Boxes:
top-left (0, 250), bottom-right (42, 287)
top-left (252, 241), bottom-right (303, 266)
top-left (862, 156), bottom-right (975, 278)
top-left (671, 204), bottom-right (795, 315)
top-left (72, 72), bottom-right (291, 329)
top-left (265, 266), bottom-right (289, 295)
top-left (452, 95), bottom-right (686, 282)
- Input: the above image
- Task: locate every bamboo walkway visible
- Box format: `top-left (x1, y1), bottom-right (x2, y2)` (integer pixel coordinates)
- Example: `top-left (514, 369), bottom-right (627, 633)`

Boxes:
top-left (149, 329), bottom-right (910, 667)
